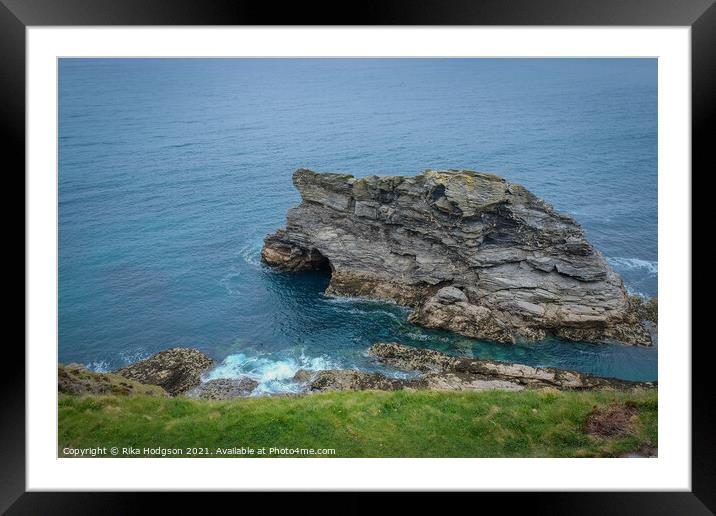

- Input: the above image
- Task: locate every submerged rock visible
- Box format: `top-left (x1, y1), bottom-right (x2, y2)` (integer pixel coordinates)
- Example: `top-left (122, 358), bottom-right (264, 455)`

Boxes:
top-left (262, 169), bottom-right (655, 346)
top-left (185, 377), bottom-right (259, 400)
top-left (115, 348), bottom-right (214, 396)
top-left (368, 342), bottom-right (656, 390)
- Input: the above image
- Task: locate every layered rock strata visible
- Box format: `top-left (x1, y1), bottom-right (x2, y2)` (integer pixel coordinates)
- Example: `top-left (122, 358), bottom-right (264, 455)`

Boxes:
top-left (262, 169), bottom-right (654, 345)
top-left (115, 348), bottom-right (214, 396)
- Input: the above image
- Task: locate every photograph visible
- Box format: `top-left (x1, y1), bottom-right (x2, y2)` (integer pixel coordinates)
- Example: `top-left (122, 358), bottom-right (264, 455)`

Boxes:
top-left (57, 57), bottom-right (659, 459)
top-left (6, 0), bottom-right (709, 506)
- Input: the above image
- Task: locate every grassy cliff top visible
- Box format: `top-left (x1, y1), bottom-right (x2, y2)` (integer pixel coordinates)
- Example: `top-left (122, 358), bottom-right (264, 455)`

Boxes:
top-left (59, 364), bottom-right (168, 397)
top-left (59, 387), bottom-right (656, 458)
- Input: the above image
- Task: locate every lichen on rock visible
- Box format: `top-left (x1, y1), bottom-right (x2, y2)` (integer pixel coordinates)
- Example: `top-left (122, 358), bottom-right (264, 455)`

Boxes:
top-left (262, 168), bottom-right (656, 346)
top-left (115, 348), bottom-right (214, 396)
top-left (292, 368), bottom-right (425, 392)
top-left (185, 377), bottom-right (259, 400)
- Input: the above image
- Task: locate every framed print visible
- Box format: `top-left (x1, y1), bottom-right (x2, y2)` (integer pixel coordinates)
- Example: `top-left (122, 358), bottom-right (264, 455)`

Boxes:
top-left (5, 0), bottom-right (711, 511)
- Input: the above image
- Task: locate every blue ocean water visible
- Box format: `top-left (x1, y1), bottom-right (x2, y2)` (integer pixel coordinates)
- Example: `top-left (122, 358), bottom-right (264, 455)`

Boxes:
top-left (59, 58), bottom-right (658, 392)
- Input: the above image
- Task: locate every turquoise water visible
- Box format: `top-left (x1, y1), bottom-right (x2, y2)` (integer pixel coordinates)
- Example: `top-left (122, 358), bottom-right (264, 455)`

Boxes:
top-left (59, 59), bottom-right (658, 392)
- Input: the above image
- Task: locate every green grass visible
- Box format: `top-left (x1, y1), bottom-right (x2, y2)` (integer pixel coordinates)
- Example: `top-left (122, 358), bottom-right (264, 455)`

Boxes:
top-left (58, 388), bottom-right (657, 458)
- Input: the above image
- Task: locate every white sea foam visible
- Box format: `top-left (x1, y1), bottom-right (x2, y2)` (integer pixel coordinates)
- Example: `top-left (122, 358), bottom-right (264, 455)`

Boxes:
top-left (338, 307), bottom-right (404, 322)
top-left (86, 360), bottom-right (111, 373)
top-left (205, 350), bottom-right (340, 395)
top-left (218, 268), bottom-right (241, 295)
top-left (607, 257), bottom-right (658, 275)
top-left (237, 242), bottom-right (263, 268)
top-left (87, 350), bottom-right (148, 374)
top-left (321, 293), bottom-right (405, 308)
top-left (322, 295), bottom-right (411, 322)
top-left (404, 332), bottom-right (432, 341)
top-left (119, 350), bottom-right (149, 365)
top-left (624, 285), bottom-right (651, 298)
top-left (219, 242), bottom-right (264, 294)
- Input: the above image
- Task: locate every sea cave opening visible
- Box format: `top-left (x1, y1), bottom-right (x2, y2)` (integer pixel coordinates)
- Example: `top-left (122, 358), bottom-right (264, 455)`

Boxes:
top-left (300, 248), bottom-right (333, 295)
top-left (308, 248), bottom-right (333, 276)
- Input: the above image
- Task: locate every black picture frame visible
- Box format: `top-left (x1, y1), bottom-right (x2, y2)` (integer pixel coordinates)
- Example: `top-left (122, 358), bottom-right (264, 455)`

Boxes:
top-left (4, 0), bottom-right (709, 512)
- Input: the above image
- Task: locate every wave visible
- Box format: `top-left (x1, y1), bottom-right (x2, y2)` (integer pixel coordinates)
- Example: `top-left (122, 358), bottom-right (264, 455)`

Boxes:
top-left (237, 242), bottom-right (263, 268)
top-left (219, 242), bottom-right (264, 294)
top-left (403, 332), bottom-right (451, 343)
top-left (204, 349), bottom-right (341, 395)
top-left (165, 142), bottom-right (200, 149)
top-left (119, 350), bottom-right (149, 365)
top-left (322, 293), bottom-right (399, 305)
top-left (321, 295), bottom-right (410, 323)
top-left (321, 294), bottom-right (410, 315)
top-left (218, 268), bottom-right (242, 295)
top-left (86, 360), bottom-right (111, 373)
top-left (86, 350), bottom-right (150, 374)
top-left (607, 257), bottom-right (658, 275)
top-left (338, 307), bottom-right (405, 323)
top-left (624, 285), bottom-right (652, 298)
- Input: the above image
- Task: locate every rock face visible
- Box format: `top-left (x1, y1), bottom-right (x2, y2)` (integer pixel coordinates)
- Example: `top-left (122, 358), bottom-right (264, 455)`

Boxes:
top-left (262, 169), bottom-right (654, 345)
top-left (367, 343), bottom-right (655, 390)
top-left (186, 377), bottom-right (259, 400)
top-left (115, 348), bottom-right (214, 396)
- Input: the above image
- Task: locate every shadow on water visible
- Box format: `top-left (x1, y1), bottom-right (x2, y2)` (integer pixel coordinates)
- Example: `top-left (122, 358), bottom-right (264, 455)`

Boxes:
top-left (263, 267), bottom-right (332, 301)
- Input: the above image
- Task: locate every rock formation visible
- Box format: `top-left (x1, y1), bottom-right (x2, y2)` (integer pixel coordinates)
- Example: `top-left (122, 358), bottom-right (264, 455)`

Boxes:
top-left (367, 343), bottom-right (655, 390)
top-left (58, 363), bottom-right (169, 397)
top-left (185, 377), bottom-right (259, 400)
top-left (291, 342), bottom-right (654, 393)
top-left (115, 348), bottom-right (214, 396)
top-left (293, 368), bottom-right (426, 392)
top-left (293, 367), bottom-right (526, 393)
top-left (262, 169), bottom-right (654, 345)
top-left (59, 345), bottom-right (653, 398)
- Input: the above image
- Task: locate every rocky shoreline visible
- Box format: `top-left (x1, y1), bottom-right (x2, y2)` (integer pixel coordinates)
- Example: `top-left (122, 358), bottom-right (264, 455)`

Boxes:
top-left (294, 342), bottom-right (655, 393)
top-left (59, 344), bottom-right (655, 400)
top-left (261, 169), bottom-right (657, 346)
top-left (115, 347), bottom-right (214, 396)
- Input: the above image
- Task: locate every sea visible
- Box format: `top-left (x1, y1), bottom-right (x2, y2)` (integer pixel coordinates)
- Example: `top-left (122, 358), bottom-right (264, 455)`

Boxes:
top-left (59, 58), bottom-right (658, 393)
